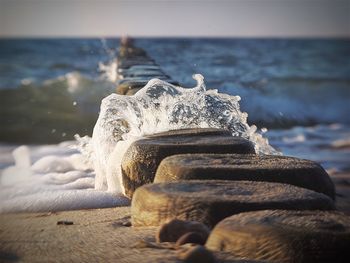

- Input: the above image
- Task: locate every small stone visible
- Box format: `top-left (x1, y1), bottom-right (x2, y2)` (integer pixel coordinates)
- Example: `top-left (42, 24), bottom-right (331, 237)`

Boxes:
top-left (177, 245), bottom-right (216, 263)
top-left (156, 219), bottom-right (210, 243)
top-left (57, 220), bottom-right (73, 225)
top-left (175, 232), bottom-right (207, 248)
top-left (122, 221), bottom-right (132, 227)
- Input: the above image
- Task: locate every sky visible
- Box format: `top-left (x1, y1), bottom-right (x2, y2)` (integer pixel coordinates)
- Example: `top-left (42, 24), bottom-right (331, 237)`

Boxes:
top-left (0, 0), bottom-right (349, 38)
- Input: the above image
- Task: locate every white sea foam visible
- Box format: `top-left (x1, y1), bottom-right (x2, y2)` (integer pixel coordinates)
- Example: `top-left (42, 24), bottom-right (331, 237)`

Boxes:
top-left (90, 74), bottom-right (279, 194)
top-left (0, 142), bottom-right (129, 213)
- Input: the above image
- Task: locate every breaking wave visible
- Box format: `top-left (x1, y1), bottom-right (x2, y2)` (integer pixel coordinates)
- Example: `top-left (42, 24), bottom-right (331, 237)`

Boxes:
top-left (1, 75), bottom-right (279, 213)
top-left (90, 74), bottom-right (279, 193)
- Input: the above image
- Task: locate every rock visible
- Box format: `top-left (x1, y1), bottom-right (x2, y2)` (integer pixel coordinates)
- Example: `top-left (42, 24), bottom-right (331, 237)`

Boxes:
top-left (156, 219), bottom-right (210, 243)
top-left (175, 232), bottom-right (207, 248)
top-left (57, 220), bottom-right (74, 225)
top-left (122, 130), bottom-right (255, 198)
top-left (131, 180), bottom-right (335, 227)
top-left (154, 153), bottom-right (335, 199)
top-left (122, 221), bottom-right (132, 227)
top-left (177, 245), bottom-right (216, 263)
top-left (206, 210), bottom-right (350, 263)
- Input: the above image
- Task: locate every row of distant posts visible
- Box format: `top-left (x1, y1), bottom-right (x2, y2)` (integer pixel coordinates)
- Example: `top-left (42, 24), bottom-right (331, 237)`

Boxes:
top-left (115, 37), bottom-right (178, 95)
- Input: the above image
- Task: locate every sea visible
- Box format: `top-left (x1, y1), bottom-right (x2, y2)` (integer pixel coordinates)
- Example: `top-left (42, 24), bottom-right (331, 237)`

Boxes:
top-left (0, 38), bottom-right (349, 213)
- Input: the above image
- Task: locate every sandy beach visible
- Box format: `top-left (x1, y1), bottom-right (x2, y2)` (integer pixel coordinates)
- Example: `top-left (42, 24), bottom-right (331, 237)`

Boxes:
top-left (0, 172), bottom-right (349, 263)
top-left (0, 207), bottom-right (245, 263)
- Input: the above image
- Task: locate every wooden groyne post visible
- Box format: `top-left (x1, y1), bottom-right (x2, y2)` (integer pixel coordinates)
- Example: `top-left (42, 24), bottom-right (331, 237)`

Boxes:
top-left (116, 36), bottom-right (177, 95)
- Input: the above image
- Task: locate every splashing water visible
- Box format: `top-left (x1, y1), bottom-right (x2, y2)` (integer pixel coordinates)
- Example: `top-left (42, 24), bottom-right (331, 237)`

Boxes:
top-left (98, 38), bottom-right (118, 82)
top-left (98, 61), bottom-right (118, 83)
top-left (90, 74), bottom-right (279, 193)
top-left (0, 74), bottom-right (278, 213)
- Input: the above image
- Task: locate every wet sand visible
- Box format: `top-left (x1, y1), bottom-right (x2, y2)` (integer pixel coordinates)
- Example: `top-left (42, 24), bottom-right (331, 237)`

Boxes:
top-left (0, 175), bottom-right (349, 263)
top-left (0, 207), bottom-right (249, 263)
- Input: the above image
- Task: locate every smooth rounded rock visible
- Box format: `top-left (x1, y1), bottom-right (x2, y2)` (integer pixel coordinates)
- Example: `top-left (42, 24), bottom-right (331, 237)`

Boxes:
top-left (122, 130), bottom-right (255, 198)
top-left (156, 219), bottom-right (210, 243)
top-left (206, 210), bottom-right (350, 263)
top-left (155, 153), bottom-right (335, 199)
top-left (177, 245), bottom-right (216, 263)
top-left (131, 180), bottom-right (335, 227)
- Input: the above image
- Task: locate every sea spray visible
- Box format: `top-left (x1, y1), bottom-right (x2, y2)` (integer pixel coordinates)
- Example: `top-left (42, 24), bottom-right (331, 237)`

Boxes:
top-left (91, 74), bottom-right (279, 194)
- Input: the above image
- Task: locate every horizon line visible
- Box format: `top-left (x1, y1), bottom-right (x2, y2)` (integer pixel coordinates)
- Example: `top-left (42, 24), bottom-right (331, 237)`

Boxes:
top-left (1, 35), bottom-right (350, 40)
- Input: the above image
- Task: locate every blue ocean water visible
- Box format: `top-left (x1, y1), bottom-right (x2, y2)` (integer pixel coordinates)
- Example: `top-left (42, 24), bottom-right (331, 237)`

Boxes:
top-left (0, 38), bottom-right (350, 173)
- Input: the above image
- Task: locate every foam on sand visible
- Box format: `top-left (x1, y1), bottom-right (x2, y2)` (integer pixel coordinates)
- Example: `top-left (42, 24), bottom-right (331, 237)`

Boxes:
top-left (0, 143), bottom-right (129, 213)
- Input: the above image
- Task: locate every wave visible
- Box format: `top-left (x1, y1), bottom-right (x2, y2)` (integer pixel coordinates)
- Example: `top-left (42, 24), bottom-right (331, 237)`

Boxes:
top-left (1, 68), bottom-right (349, 145)
top-left (0, 72), bottom-right (115, 143)
top-left (220, 77), bottom-right (350, 127)
top-left (267, 123), bottom-right (350, 173)
top-left (1, 62), bottom-right (350, 144)
top-left (89, 74), bottom-right (279, 194)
